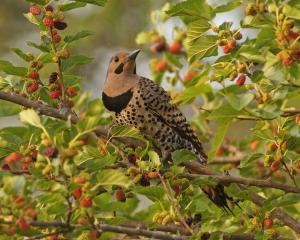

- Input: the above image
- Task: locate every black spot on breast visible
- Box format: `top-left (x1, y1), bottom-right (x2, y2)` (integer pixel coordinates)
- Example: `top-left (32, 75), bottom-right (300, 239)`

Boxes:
top-left (102, 89), bottom-right (133, 113)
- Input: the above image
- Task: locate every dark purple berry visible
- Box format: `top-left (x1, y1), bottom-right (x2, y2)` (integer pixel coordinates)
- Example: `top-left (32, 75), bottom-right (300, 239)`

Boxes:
top-left (54, 21), bottom-right (67, 30)
top-left (49, 72), bottom-right (58, 84)
top-left (185, 217), bottom-right (193, 226)
top-left (194, 213), bottom-right (202, 223)
top-left (45, 5), bottom-right (53, 12)
top-left (140, 174), bottom-right (150, 186)
top-left (201, 232), bottom-right (210, 240)
top-left (128, 154), bottom-right (137, 165)
top-left (44, 147), bottom-right (58, 158)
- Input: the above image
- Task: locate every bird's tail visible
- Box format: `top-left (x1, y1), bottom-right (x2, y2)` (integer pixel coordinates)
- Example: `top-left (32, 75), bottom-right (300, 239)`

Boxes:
top-left (201, 184), bottom-right (240, 214)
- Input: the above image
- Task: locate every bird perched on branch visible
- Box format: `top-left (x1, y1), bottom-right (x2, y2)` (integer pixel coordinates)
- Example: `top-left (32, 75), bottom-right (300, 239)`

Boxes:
top-left (102, 49), bottom-right (236, 212)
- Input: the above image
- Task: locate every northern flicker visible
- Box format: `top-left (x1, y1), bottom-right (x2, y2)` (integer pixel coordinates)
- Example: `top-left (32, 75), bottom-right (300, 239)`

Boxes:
top-left (102, 49), bottom-right (236, 212)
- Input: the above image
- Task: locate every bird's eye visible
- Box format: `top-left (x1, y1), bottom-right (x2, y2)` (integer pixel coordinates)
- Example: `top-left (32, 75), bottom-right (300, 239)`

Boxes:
top-left (114, 57), bottom-right (119, 62)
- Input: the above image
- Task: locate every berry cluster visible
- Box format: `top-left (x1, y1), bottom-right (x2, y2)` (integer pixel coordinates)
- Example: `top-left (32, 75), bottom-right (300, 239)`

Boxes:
top-left (227, 61), bottom-right (249, 86)
top-left (213, 25), bottom-right (243, 54)
top-left (245, 1), bottom-right (266, 16)
top-left (72, 173), bottom-right (93, 208)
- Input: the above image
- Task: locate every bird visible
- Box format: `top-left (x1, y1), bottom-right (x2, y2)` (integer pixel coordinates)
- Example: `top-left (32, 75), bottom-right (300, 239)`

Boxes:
top-left (102, 49), bottom-right (236, 212)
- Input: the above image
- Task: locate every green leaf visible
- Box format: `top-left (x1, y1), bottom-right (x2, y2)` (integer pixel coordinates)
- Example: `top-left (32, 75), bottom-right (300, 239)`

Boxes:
top-left (97, 169), bottom-right (131, 188)
top-left (186, 19), bottom-right (211, 44)
top-left (26, 0), bottom-right (46, 4)
top-left (133, 186), bottom-right (165, 202)
top-left (208, 121), bottom-right (230, 162)
top-left (19, 109), bottom-right (43, 129)
top-left (60, 2), bottom-right (87, 11)
top-left (283, 4), bottom-right (300, 20)
top-left (23, 13), bottom-right (40, 25)
top-left (264, 194), bottom-right (300, 209)
top-left (225, 93), bottom-right (254, 111)
top-left (11, 48), bottom-right (33, 62)
top-left (0, 101), bottom-right (21, 116)
top-left (163, 52), bottom-right (182, 68)
top-left (214, 0), bottom-right (242, 13)
top-left (148, 150), bottom-right (161, 168)
top-left (135, 32), bottom-right (152, 45)
top-left (171, 149), bottom-right (196, 165)
top-left (0, 60), bottom-right (27, 76)
top-left (74, 0), bottom-right (107, 7)
top-left (192, 176), bottom-right (218, 185)
top-left (110, 125), bottom-right (148, 145)
top-left (0, 77), bottom-right (11, 90)
top-left (167, 0), bottom-right (215, 20)
top-left (61, 55), bottom-right (93, 71)
top-left (208, 104), bottom-right (241, 124)
top-left (64, 30), bottom-right (93, 43)
top-left (187, 35), bottom-right (218, 62)
top-left (174, 84), bottom-right (212, 104)
top-left (27, 41), bottom-right (50, 52)
top-left (238, 45), bottom-right (265, 64)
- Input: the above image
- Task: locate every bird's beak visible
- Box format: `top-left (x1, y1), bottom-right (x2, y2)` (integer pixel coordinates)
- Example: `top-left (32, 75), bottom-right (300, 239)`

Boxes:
top-left (125, 49), bottom-right (140, 62)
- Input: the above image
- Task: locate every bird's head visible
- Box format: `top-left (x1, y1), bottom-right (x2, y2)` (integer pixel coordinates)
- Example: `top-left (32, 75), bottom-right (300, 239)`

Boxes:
top-left (107, 49), bottom-right (140, 75)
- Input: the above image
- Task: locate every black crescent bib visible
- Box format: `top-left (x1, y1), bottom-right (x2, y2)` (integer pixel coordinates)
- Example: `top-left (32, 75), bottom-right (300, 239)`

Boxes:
top-left (102, 89), bottom-right (133, 113)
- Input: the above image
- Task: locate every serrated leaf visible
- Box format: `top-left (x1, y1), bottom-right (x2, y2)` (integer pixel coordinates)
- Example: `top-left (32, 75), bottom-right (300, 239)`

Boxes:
top-left (97, 169), bottom-right (131, 188)
top-left (11, 48), bottom-right (33, 62)
top-left (167, 0), bottom-right (215, 20)
top-left (60, 2), bottom-right (87, 11)
top-left (19, 109), bottom-right (43, 129)
top-left (0, 101), bottom-right (21, 116)
top-left (225, 93), bottom-right (254, 111)
top-left (171, 149), bottom-right (196, 165)
top-left (163, 52), bottom-right (182, 68)
top-left (174, 84), bottom-right (212, 104)
top-left (208, 104), bottom-right (241, 123)
top-left (110, 125), bottom-right (148, 144)
top-left (64, 30), bottom-right (93, 43)
top-left (264, 194), bottom-right (300, 210)
top-left (24, 13), bottom-right (40, 25)
top-left (283, 4), bottom-right (300, 20)
top-left (74, 0), bottom-right (107, 7)
top-left (61, 55), bottom-right (93, 71)
top-left (133, 186), bottom-right (165, 202)
top-left (214, 0), bottom-right (242, 13)
top-left (186, 19), bottom-right (210, 44)
top-left (148, 150), bottom-right (161, 168)
top-left (187, 35), bottom-right (218, 62)
top-left (26, 0), bottom-right (46, 4)
top-left (27, 41), bottom-right (50, 52)
top-left (0, 60), bottom-right (27, 76)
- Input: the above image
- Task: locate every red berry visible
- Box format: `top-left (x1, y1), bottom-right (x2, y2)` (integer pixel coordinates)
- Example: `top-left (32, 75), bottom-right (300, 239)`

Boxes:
top-left (263, 218), bottom-right (273, 227)
top-left (216, 147), bottom-right (223, 156)
top-left (73, 187), bottom-right (82, 200)
top-left (43, 17), bottom-right (54, 27)
top-left (155, 59), bottom-right (168, 72)
top-left (19, 92), bottom-right (27, 97)
top-left (28, 71), bottom-right (39, 80)
top-left (173, 185), bottom-right (180, 196)
top-left (66, 100), bottom-right (74, 108)
top-left (140, 173), bottom-right (150, 186)
top-left (28, 82), bottom-right (39, 93)
top-left (183, 71), bottom-right (197, 81)
top-left (249, 140), bottom-right (258, 151)
top-left (32, 149), bottom-right (38, 160)
top-left (74, 175), bottom-right (87, 184)
top-left (5, 152), bottom-right (23, 164)
top-left (293, 50), bottom-right (300, 61)
top-left (52, 34), bottom-right (61, 43)
top-left (25, 208), bottom-right (37, 219)
top-left (282, 57), bottom-right (293, 66)
top-left (236, 74), bottom-right (246, 86)
top-left (18, 217), bottom-right (30, 230)
top-left (44, 147), bottom-right (58, 158)
top-left (148, 171), bottom-right (159, 179)
top-left (6, 226), bottom-right (16, 236)
top-left (14, 195), bottom-right (25, 206)
top-left (270, 143), bottom-right (278, 151)
top-left (50, 90), bottom-right (61, 99)
top-left (270, 161), bottom-right (280, 172)
top-left (30, 5), bottom-right (41, 15)
top-left (168, 42), bottom-right (182, 54)
top-left (223, 45), bottom-right (231, 54)
top-left (82, 137), bottom-right (89, 145)
top-left (227, 39), bottom-right (236, 48)
top-left (80, 198), bottom-right (92, 207)
top-left (288, 31), bottom-right (299, 40)
top-left (2, 164), bottom-right (11, 171)
top-left (115, 188), bottom-right (126, 202)
top-left (66, 86), bottom-right (77, 97)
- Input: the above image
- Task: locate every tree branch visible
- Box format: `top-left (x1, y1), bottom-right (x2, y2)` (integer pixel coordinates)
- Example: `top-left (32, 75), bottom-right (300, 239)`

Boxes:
top-left (0, 91), bottom-right (300, 234)
top-left (185, 173), bottom-right (300, 194)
